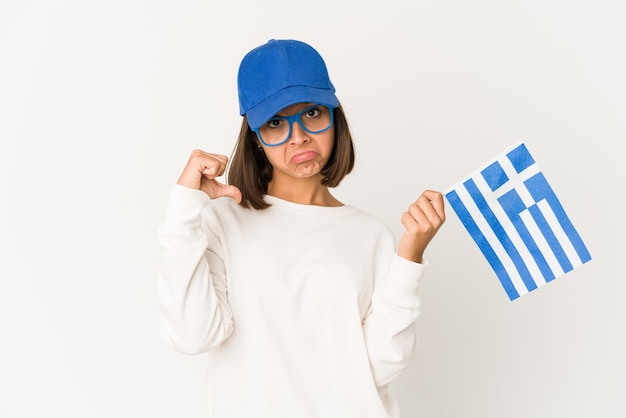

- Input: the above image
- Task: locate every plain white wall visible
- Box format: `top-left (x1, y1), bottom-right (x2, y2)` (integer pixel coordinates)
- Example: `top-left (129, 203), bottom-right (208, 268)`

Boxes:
top-left (1, 0), bottom-right (624, 417)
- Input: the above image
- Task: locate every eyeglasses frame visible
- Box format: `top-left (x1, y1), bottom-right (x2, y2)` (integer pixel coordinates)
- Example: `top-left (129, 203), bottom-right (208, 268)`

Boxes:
top-left (252, 104), bottom-right (334, 147)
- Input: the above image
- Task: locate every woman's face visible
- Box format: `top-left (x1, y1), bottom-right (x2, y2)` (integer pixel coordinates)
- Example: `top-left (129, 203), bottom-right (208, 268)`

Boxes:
top-left (259, 102), bottom-right (335, 182)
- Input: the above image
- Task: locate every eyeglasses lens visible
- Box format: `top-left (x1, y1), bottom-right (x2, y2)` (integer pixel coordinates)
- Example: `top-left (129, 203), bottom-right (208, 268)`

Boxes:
top-left (258, 105), bottom-right (332, 146)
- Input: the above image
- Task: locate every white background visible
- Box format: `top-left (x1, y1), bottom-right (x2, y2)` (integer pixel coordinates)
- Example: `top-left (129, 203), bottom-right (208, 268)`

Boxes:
top-left (1, 0), bottom-right (624, 417)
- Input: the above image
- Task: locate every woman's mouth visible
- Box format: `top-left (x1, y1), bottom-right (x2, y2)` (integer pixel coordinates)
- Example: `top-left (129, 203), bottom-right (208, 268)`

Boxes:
top-left (290, 150), bottom-right (318, 164)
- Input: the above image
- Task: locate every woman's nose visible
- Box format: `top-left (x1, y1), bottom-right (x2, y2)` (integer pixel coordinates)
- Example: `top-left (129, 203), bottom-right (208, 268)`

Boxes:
top-left (289, 121), bottom-right (310, 144)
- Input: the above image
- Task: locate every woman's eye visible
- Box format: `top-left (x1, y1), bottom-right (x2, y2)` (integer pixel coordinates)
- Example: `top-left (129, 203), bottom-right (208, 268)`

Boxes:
top-left (305, 108), bottom-right (320, 118)
top-left (267, 118), bottom-right (283, 128)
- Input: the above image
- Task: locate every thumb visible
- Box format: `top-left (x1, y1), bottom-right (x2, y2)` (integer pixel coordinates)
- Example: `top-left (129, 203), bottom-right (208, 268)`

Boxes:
top-left (213, 182), bottom-right (243, 204)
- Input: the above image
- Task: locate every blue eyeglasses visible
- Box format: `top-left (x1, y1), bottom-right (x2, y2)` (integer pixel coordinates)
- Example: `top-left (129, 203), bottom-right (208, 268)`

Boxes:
top-left (253, 105), bottom-right (334, 147)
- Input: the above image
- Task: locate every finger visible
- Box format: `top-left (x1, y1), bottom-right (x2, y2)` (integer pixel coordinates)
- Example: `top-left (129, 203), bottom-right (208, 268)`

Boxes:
top-left (189, 150), bottom-right (228, 177)
top-left (218, 184), bottom-right (243, 204)
top-left (200, 158), bottom-right (228, 178)
top-left (401, 210), bottom-right (420, 232)
top-left (420, 190), bottom-right (446, 222)
top-left (410, 194), bottom-right (444, 230)
top-left (202, 165), bottom-right (223, 179)
top-left (199, 178), bottom-right (243, 204)
top-left (179, 151), bottom-right (230, 191)
top-left (190, 149), bottom-right (228, 163)
top-left (407, 203), bottom-right (437, 235)
top-left (413, 197), bottom-right (441, 229)
top-left (399, 211), bottom-right (426, 263)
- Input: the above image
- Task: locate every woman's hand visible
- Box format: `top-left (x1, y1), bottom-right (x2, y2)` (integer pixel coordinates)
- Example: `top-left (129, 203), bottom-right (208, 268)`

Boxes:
top-left (397, 190), bottom-right (446, 263)
top-left (177, 149), bottom-right (242, 204)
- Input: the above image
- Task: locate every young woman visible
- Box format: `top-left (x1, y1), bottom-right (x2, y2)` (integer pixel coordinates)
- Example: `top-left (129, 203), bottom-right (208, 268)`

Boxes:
top-left (158, 39), bottom-right (445, 418)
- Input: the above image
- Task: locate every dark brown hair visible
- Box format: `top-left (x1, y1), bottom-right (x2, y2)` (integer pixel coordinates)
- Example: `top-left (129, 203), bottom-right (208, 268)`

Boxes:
top-left (227, 103), bottom-right (355, 210)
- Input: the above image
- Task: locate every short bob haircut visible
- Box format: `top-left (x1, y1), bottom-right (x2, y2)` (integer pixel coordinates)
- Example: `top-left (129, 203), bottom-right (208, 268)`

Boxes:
top-left (228, 103), bottom-right (355, 210)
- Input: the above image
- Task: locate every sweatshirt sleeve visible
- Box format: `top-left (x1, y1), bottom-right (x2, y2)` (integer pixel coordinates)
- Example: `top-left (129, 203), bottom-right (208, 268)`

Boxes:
top-left (157, 185), bottom-right (234, 355)
top-left (362, 253), bottom-right (427, 388)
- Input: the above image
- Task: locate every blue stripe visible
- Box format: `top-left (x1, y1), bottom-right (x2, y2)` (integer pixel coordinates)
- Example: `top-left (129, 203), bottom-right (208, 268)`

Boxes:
top-left (528, 205), bottom-right (573, 273)
top-left (464, 179), bottom-right (538, 292)
top-left (498, 191), bottom-right (556, 282)
top-left (524, 173), bottom-right (592, 264)
top-left (446, 190), bottom-right (520, 300)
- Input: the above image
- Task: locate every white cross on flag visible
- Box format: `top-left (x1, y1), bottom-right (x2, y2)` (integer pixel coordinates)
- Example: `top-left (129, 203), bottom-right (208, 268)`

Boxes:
top-left (445, 142), bottom-right (592, 300)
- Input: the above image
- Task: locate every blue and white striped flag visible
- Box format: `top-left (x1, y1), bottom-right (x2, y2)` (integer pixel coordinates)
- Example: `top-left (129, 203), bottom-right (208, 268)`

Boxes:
top-left (445, 142), bottom-right (592, 300)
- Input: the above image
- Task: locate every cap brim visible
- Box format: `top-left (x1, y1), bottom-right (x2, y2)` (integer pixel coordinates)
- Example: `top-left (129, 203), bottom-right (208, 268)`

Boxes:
top-left (245, 86), bottom-right (339, 129)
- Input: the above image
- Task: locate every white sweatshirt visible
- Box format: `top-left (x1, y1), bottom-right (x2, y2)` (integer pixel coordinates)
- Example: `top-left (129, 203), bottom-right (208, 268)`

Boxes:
top-left (157, 185), bottom-right (428, 418)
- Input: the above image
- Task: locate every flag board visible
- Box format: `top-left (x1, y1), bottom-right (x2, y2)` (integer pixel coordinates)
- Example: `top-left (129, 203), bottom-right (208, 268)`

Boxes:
top-left (445, 142), bottom-right (592, 300)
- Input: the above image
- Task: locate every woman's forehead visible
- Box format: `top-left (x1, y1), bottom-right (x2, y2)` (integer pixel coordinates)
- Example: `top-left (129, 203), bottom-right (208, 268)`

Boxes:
top-left (275, 102), bottom-right (316, 116)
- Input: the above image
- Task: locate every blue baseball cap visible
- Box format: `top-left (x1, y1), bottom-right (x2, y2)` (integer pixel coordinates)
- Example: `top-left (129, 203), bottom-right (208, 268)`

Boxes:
top-left (237, 39), bottom-right (339, 129)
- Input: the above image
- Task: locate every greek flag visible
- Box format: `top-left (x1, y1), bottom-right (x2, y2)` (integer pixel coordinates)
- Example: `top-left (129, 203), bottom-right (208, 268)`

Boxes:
top-left (445, 142), bottom-right (592, 300)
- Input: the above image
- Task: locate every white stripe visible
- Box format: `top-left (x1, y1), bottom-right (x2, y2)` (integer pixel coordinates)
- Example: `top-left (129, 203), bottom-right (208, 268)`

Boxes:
top-left (537, 199), bottom-right (584, 269)
top-left (519, 208), bottom-right (565, 280)
top-left (455, 182), bottom-right (529, 296)
top-left (473, 171), bottom-right (543, 290)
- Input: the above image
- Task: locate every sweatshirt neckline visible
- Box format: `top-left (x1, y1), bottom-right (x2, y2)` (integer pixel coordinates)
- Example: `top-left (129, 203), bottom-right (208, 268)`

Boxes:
top-left (263, 194), bottom-right (356, 216)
